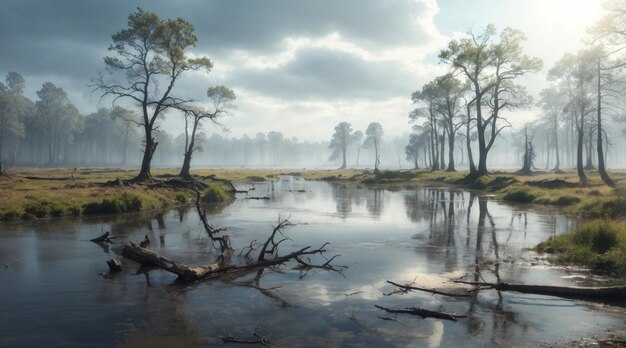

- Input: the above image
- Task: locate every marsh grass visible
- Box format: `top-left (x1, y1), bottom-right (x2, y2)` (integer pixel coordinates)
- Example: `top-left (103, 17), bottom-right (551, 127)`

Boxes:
top-left (536, 220), bottom-right (626, 277)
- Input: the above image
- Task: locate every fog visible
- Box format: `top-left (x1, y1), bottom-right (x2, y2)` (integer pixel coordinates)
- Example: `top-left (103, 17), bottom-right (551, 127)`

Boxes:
top-left (1, 0), bottom-right (626, 177)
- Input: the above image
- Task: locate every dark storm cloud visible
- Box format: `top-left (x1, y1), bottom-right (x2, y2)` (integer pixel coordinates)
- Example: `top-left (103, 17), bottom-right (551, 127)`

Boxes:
top-left (1, 0), bottom-right (438, 111)
top-left (0, 0), bottom-right (428, 74)
top-left (228, 47), bottom-right (416, 100)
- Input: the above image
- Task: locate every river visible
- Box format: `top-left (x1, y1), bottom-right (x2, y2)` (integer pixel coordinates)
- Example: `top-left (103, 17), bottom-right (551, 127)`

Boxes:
top-left (0, 178), bottom-right (624, 347)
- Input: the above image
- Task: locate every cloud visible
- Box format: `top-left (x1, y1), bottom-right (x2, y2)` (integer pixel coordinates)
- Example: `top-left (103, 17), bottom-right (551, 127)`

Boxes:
top-left (1, 0), bottom-right (446, 140)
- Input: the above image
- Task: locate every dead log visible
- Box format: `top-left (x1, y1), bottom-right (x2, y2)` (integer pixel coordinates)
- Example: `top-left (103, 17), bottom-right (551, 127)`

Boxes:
top-left (374, 305), bottom-right (467, 321)
top-left (106, 259), bottom-right (123, 273)
top-left (246, 196), bottom-right (270, 200)
top-left (453, 280), bottom-right (626, 300)
top-left (90, 232), bottom-right (114, 243)
top-left (386, 280), bottom-right (471, 298)
top-left (122, 241), bottom-right (233, 281)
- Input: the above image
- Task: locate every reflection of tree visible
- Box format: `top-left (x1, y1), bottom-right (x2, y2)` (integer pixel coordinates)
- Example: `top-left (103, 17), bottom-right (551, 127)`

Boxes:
top-left (365, 189), bottom-right (384, 218)
top-left (330, 184), bottom-right (354, 219)
top-left (465, 195), bottom-right (525, 345)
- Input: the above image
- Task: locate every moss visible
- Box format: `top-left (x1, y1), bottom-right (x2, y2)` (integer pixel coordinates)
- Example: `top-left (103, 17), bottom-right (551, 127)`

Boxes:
top-left (202, 184), bottom-right (232, 203)
top-left (175, 192), bottom-right (190, 204)
top-left (502, 187), bottom-right (537, 203)
top-left (83, 192), bottom-right (143, 215)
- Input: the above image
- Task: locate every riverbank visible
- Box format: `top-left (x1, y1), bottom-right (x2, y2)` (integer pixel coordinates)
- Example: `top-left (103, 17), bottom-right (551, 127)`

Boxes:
top-left (3, 167), bottom-right (625, 221)
top-left (0, 168), bottom-right (235, 221)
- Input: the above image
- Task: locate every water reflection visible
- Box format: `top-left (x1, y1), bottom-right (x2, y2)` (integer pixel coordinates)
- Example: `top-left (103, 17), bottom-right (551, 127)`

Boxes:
top-left (0, 181), bottom-right (622, 347)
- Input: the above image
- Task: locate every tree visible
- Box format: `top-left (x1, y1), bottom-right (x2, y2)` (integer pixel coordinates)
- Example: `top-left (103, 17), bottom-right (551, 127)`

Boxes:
top-left (440, 25), bottom-right (541, 176)
top-left (411, 83), bottom-right (441, 170)
top-left (35, 82), bottom-right (83, 165)
top-left (110, 106), bottom-right (141, 166)
top-left (549, 50), bottom-right (597, 183)
top-left (405, 133), bottom-right (421, 169)
top-left (538, 87), bottom-right (566, 172)
top-left (363, 122), bottom-right (384, 171)
top-left (93, 8), bottom-right (213, 181)
top-left (352, 130), bottom-right (363, 167)
top-left (179, 86), bottom-right (235, 179)
top-left (517, 125), bottom-right (536, 175)
top-left (328, 122), bottom-right (355, 169)
top-left (433, 74), bottom-right (466, 172)
top-left (0, 72), bottom-right (30, 174)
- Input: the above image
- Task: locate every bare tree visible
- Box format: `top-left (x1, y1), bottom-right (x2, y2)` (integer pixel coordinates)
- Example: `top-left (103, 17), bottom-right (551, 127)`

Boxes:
top-left (179, 86), bottom-right (235, 179)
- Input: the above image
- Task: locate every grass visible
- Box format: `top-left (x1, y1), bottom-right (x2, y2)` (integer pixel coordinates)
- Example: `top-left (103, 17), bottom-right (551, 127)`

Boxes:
top-left (0, 168), bottom-right (235, 221)
top-left (536, 220), bottom-right (626, 277)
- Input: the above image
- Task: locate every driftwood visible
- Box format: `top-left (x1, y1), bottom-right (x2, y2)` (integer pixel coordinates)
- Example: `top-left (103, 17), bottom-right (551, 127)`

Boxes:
top-left (90, 232), bottom-right (114, 243)
top-left (374, 305), bottom-right (467, 321)
top-left (121, 192), bottom-right (341, 282)
top-left (453, 280), bottom-right (626, 300)
top-left (246, 196), bottom-right (270, 200)
top-left (386, 280), bottom-right (471, 298)
top-left (106, 259), bottom-right (123, 273)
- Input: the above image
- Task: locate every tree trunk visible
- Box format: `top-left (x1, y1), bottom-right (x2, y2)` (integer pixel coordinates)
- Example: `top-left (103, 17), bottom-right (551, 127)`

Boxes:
top-left (553, 114), bottom-right (560, 171)
top-left (122, 123), bottom-right (129, 166)
top-left (179, 118), bottom-right (199, 179)
top-left (135, 126), bottom-right (157, 181)
top-left (446, 130), bottom-right (456, 172)
top-left (576, 125), bottom-right (587, 183)
top-left (440, 132), bottom-right (446, 170)
top-left (596, 60), bottom-right (614, 186)
top-left (341, 144), bottom-right (346, 169)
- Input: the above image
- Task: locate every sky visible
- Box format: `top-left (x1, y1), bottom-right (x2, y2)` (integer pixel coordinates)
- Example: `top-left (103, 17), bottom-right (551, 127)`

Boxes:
top-left (0, 0), bottom-right (606, 142)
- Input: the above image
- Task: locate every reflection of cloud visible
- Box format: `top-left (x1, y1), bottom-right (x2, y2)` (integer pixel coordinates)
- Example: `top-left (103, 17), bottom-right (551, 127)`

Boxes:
top-left (427, 321), bottom-right (444, 348)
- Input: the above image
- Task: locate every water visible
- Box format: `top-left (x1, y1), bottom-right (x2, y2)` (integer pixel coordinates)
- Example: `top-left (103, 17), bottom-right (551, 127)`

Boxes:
top-left (0, 179), bottom-right (624, 347)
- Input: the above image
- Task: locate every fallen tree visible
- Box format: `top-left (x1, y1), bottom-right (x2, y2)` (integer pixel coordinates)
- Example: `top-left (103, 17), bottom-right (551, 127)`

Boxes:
top-left (453, 280), bottom-right (626, 300)
top-left (121, 190), bottom-right (343, 282)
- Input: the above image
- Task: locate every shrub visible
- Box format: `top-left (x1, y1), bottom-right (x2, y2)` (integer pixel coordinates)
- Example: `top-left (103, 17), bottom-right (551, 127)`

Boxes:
top-left (502, 188), bottom-right (536, 203)
top-left (202, 184), bottom-right (231, 203)
top-left (23, 201), bottom-right (49, 218)
top-left (571, 220), bottom-right (619, 254)
top-left (175, 192), bottom-right (190, 204)
top-left (83, 193), bottom-right (143, 215)
top-left (1, 209), bottom-right (22, 221)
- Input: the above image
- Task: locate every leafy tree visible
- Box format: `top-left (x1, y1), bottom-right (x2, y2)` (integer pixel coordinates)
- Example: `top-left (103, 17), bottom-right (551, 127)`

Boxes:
top-left (329, 122), bottom-right (355, 169)
top-left (36, 82), bottom-right (83, 165)
top-left (93, 8), bottom-right (213, 181)
top-left (405, 133), bottom-right (421, 169)
top-left (538, 87), bottom-right (566, 172)
top-left (439, 25), bottom-right (541, 176)
top-left (363, 122), bottom-right (384, 171)
top-left (411, 82), bottom-right (441, 170)
top-left (549, 50), bottom-right (597, 183)
top-left (0, 72), bottom-right (31, 174)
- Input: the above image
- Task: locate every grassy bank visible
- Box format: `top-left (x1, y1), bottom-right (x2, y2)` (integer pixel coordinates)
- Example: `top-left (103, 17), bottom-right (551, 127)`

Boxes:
top-left (0, 168), bottom-right (234, 221)
top-left (536, 220), bottom-right (626, 278)
top-left (3, 166), bottom-right (625, 222)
